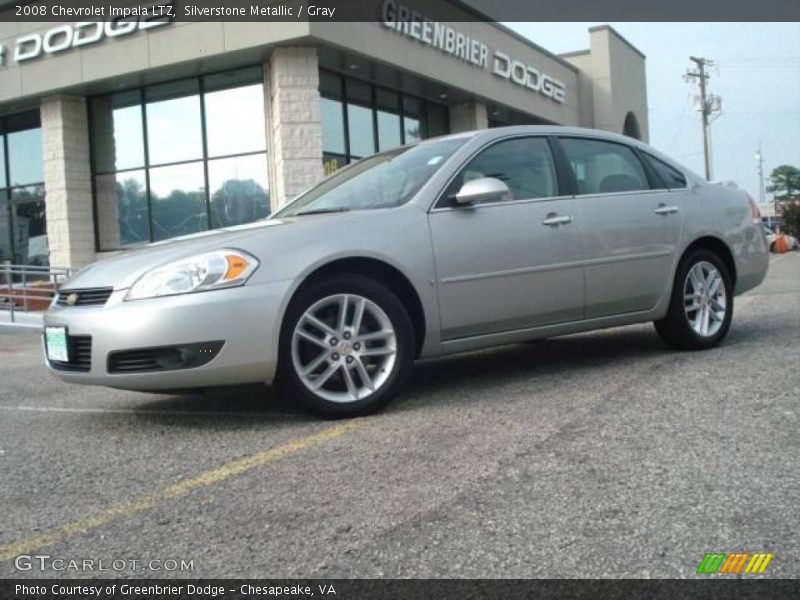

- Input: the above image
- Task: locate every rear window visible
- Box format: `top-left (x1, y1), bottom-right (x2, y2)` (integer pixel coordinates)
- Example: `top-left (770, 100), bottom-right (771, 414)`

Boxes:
top-left (559, 137), bottom-right (650, 195)
top-left (643, 153), bottom-right (687, 189)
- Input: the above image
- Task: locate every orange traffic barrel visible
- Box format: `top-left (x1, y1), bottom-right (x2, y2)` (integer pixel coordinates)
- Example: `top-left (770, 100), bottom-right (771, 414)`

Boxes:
top-left (774, 233), bottom-right (789, 254)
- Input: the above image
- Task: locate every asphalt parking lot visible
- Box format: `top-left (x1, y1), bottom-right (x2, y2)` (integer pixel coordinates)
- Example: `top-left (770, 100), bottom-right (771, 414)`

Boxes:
top-left (0, 253), bottom-right (797, 579)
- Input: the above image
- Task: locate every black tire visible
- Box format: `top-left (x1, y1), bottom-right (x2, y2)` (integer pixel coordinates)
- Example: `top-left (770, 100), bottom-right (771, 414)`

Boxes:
top-left (277, 274), bottom-right (415, 418)
top-left (654, 249), bottom-right (734, 350)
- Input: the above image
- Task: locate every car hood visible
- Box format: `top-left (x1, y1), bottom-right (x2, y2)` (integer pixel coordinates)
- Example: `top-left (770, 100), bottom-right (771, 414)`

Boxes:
top-left (61, 219), bottom-right (290, 290)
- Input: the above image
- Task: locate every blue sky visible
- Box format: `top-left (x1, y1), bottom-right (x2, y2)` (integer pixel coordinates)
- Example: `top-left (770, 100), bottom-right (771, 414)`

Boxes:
top-left (505, 22), bottom-right (800, 203)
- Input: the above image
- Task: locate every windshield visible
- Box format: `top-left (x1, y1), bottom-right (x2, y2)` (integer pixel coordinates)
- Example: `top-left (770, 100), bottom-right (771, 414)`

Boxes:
top-left (274, 137), bottom-right (466, 217)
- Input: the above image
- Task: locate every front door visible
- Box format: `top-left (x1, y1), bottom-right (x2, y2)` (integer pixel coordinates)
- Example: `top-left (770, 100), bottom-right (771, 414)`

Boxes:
top-left (429, 136), bottom-right (585, 341)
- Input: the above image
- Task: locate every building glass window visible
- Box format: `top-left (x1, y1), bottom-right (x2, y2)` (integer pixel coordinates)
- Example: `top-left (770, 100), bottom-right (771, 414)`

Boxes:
top-left (149, 161), bottom-right (207, 242)
top-left (91, 91), bottom-right (144, 173)
top-left (376, 89), bottom-right (402, 151)
top-left (346, 79), bottom-right (376, 159)
top-left (0, 190), bottom-right (10, 264)
top-left (0, 111), bottom-right (46, 266)
top-left (10, 186), bottom-right (47, 265)
top-left (319, 70), bottom-right (449, 172)
top-left (90, 67), bottom-right (269, 251)
top-left (322, 99), bottom-right (347, 154)
top-left (347, 104), bottom-right (375, 159)
top-left (0, 135), bottom-right (6, 189)
top-left (426, 103), bottom-right (449, 138)
top-left (208, 154), bottom-right (270, 229)
top-left (402, 96), bottom-right (423, 144)
top-left (204, 82), bottom-right (266, 157)
top-left (95, 170), bottom-right (149, 248)
top-left (7, 127), bottom-right (44, 188)
top-left (320, 72), bottom-right (347, 175)
top-left (145, 79), bottom-right (203, 165)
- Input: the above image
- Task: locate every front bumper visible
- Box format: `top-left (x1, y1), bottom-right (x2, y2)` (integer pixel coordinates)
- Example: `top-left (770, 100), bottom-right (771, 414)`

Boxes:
top-left (43, 280), bottom-right (292, 391)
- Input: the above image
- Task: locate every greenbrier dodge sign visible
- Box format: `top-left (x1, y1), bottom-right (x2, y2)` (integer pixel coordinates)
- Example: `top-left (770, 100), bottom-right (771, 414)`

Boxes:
top-left (381, 0), bottom-right (567, 104)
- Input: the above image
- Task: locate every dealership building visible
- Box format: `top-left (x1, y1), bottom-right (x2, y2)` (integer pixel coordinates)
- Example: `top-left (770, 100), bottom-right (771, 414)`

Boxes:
top-left (0, 2), bottom-right (648, 269)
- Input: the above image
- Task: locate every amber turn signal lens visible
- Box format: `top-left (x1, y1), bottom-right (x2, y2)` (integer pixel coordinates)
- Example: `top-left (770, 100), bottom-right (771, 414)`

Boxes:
top-left (224, 254), bottom-right (249, 281)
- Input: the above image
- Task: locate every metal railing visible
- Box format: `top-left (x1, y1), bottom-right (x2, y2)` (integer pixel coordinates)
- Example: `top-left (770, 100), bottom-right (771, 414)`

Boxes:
top-left (1, 263), bottom-right (74, 325)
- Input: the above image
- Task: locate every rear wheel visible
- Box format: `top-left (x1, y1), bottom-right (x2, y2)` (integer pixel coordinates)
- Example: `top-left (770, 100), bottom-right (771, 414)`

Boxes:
top-left (654, 249), bottom-right (733, 350)
top-left (278, 274), bottom-right (415, 418)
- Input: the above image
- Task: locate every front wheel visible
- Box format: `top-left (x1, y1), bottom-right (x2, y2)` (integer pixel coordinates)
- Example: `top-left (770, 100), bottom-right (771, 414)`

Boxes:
top-left (278, 274), bottom-right (415, 418)
top-left (654, 249), bottom-right (733, 350)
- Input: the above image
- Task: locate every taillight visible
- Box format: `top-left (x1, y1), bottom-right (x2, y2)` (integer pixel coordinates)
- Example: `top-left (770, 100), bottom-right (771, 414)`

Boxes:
top-left (747, 194), bottom-right (761, 223)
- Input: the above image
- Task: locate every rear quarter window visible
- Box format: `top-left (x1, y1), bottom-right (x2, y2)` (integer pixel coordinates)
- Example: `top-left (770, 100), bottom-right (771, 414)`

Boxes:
top-left (643, 153), bottom-right (688, 189)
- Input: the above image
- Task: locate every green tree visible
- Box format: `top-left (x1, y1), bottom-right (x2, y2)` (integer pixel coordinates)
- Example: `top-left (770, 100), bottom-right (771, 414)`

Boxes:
top-left (767, 165), bottom-right (800, 201)
top-left (780, 201), bottom-right (800, 238)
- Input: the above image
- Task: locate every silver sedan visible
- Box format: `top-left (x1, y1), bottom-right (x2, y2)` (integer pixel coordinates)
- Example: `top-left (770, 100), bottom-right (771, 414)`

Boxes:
top-left (44, 126), bottom-right (769, 417)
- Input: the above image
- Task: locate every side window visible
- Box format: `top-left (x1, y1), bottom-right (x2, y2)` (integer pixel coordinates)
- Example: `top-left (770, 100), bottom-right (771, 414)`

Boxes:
top-left (441, 137), bottom-right (558, 205)
top-left (560, 137), bottom-right (650, 195)
top-left (643, 153), bottom-right (687, 189)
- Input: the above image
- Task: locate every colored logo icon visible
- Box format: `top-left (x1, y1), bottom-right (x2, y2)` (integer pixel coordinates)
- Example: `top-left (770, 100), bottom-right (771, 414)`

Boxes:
top-left (696, 552), bottom-right (773, 574)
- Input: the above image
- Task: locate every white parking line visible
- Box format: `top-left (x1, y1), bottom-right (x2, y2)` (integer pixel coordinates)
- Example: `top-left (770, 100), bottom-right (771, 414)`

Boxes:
top-left (0, 405), bottom-right (294, 419)
top-left (0, 419), bottom-right (362, 560)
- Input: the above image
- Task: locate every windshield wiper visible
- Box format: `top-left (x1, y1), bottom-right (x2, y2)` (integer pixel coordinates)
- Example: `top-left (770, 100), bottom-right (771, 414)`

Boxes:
top-left (295, 207), bottom-right (351, 216)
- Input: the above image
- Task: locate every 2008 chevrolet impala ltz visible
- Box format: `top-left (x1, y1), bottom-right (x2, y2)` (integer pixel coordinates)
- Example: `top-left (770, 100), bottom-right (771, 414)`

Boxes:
top-left (44, 126), bottom-right (769, 417)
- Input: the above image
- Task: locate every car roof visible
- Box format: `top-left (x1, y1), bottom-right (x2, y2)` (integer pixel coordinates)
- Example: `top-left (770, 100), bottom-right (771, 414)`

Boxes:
top-left (437, 125), bottom-right (645, 146)
top-left (421, 125), bottom-right (704, 185)
top-left (425, 126), bottom-right (664, 158)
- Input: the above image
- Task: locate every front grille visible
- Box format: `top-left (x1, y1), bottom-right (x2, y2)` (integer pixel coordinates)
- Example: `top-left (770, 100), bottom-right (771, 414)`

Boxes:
top-left (49, 335), bottom-right (92, 372)
top-left (108, 341), bottom-right (224, 374)
top-left (56, 287), bottom-right (113, 307)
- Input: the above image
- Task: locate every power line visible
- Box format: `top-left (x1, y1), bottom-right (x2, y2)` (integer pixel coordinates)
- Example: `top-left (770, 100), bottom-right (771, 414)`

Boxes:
top-left (716, 55), bottom-right (800, 62)
top-left (718, 63), bottom-right (800, 69)
top-left (666, 91), bottom-right (694, 153)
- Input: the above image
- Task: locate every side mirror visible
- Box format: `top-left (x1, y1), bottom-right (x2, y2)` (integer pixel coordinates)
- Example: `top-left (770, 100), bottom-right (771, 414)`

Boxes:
top-left (454, 177), bottom-right (511, 206)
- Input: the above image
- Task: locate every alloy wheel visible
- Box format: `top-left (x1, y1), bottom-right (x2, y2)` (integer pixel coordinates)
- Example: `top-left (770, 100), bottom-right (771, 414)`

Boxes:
top-left (291, 293), bottom-right (397, 403)
top-left (683, 261), bottom-right (727, 337)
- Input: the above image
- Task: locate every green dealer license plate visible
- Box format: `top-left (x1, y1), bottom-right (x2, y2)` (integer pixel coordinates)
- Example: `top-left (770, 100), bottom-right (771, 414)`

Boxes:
top-left (45, 326), bottom-right (69, 362)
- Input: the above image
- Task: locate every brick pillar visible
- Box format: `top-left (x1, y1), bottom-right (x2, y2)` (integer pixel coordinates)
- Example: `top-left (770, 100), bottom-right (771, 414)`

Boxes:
top-left (449, 101), bottom-right (489, 133)
top-left (265, 47), bottom-right (324, 210)
top-left (41, 95), bottom-right (95, 269)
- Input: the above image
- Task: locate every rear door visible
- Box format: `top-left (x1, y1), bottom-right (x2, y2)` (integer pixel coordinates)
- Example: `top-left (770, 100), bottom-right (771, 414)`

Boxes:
top-left (556, 136), bottom-right (684, 318)
top-left (429, 136), bottom-right (585, 341)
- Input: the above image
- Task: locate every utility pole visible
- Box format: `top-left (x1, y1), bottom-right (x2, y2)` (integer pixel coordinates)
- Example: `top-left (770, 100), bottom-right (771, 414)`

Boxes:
top-left (755, 144), bottom-right (770, 226)
top-left (685, 57), bottom-right (721, 180)
top-left (755, 143), bottom-right (765, 203)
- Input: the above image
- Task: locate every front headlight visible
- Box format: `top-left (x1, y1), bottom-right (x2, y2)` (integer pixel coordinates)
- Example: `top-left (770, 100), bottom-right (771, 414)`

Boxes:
top-left (125, 249), bottom-right (259, 301)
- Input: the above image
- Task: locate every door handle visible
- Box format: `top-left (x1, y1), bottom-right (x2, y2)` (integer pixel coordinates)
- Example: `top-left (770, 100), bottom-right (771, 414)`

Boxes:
top-left (654, 204), bottom-right (680, 216)
top-left (542, 214), bottom-right (573, 226)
